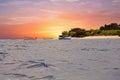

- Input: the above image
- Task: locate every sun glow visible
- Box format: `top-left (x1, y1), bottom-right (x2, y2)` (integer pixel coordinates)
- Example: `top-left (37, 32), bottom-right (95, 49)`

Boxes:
top-left (48, 26), bottom-right (66, 38)
top-left (32, 19), bottom-right (74, 38)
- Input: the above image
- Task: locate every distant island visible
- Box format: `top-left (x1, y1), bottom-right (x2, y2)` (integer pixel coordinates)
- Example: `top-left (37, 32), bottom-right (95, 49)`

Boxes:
top-left (60, 23), bottom-right (120, 38)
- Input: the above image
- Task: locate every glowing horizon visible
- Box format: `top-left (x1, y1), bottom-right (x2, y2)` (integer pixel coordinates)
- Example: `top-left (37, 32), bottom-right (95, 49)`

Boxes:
top-left (0, 0), bottom-right (120, 39)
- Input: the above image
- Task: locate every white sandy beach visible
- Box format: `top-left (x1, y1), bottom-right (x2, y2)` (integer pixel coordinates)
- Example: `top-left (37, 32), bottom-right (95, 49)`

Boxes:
top-left (84, 36), bottom-right (120, 39)
top-left (0, 38), bottom-right (120, 80)
top-left (72, 36), bottom-right (120, 39)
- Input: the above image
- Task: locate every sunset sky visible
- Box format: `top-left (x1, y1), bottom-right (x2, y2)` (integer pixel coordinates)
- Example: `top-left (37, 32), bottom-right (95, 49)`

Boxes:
top-left (0, 0), bottom-right (120, 39)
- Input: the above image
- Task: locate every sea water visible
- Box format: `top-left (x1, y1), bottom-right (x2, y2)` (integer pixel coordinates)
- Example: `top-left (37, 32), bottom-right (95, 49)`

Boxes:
top-left (0, 38), bottom-right (120, 80)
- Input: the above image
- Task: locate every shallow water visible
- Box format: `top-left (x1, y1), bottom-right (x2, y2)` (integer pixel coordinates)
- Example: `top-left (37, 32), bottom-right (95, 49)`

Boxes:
top-left (0, 38), bottom-right (120, 80)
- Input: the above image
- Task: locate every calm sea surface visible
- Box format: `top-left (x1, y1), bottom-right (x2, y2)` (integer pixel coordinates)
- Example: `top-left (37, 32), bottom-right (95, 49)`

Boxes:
top-left (0, 38), bottom-right (120, 80)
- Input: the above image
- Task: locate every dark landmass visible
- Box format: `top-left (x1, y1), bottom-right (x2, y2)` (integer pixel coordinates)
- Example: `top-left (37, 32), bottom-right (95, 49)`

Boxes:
top-left (61, 23), bottom-right (120, 38)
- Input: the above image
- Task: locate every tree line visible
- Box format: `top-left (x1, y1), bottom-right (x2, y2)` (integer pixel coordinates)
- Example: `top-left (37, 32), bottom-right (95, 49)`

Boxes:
top-left (61, 23), bottom-right (120, 37)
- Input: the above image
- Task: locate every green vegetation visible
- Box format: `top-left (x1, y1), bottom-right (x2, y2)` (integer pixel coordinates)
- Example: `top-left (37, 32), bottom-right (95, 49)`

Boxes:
top-left (62, 31), bottom-right (69, 37)
top-left (100, 23), bottom-right (120, 30)
top-left (61, 23), bottom-right (120, 37)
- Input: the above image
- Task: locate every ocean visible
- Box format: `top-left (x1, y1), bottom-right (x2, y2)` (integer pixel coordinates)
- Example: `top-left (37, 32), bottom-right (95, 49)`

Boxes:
top-left (0, 38), bottom-right (120, 80)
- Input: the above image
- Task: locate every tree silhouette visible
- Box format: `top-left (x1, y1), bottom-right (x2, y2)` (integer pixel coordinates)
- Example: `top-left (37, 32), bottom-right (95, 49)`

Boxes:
top-left (100, 23), bottom-right (120, 30)
top-left (60, 23), bottom-right (120, 38)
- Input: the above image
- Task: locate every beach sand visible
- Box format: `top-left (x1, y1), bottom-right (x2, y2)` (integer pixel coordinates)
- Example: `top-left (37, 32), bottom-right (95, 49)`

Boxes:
top-left (84, 36), bottom-right (120, 39)
top-left (0, 38), bottom-right (120, 80)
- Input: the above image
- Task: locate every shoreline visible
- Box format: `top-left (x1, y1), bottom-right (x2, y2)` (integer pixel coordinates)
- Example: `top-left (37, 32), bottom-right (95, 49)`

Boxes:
top-left (0, 36), bottom-right (120, 40)
top-left (72, 35), bottom-right (120, 39)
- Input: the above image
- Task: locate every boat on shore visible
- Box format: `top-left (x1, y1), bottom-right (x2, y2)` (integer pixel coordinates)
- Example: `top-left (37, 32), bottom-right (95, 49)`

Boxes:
top-left (59, 35), bottom-right (71, 40)
top-left (24, 37), bottom-right (37, 40)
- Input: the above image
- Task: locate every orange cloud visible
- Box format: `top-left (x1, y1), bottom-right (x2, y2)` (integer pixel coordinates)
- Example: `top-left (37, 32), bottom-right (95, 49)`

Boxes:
top-left (57, 11), bottom-right (120, 29)
top-left (0, 10), bottom-right (120, 39)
